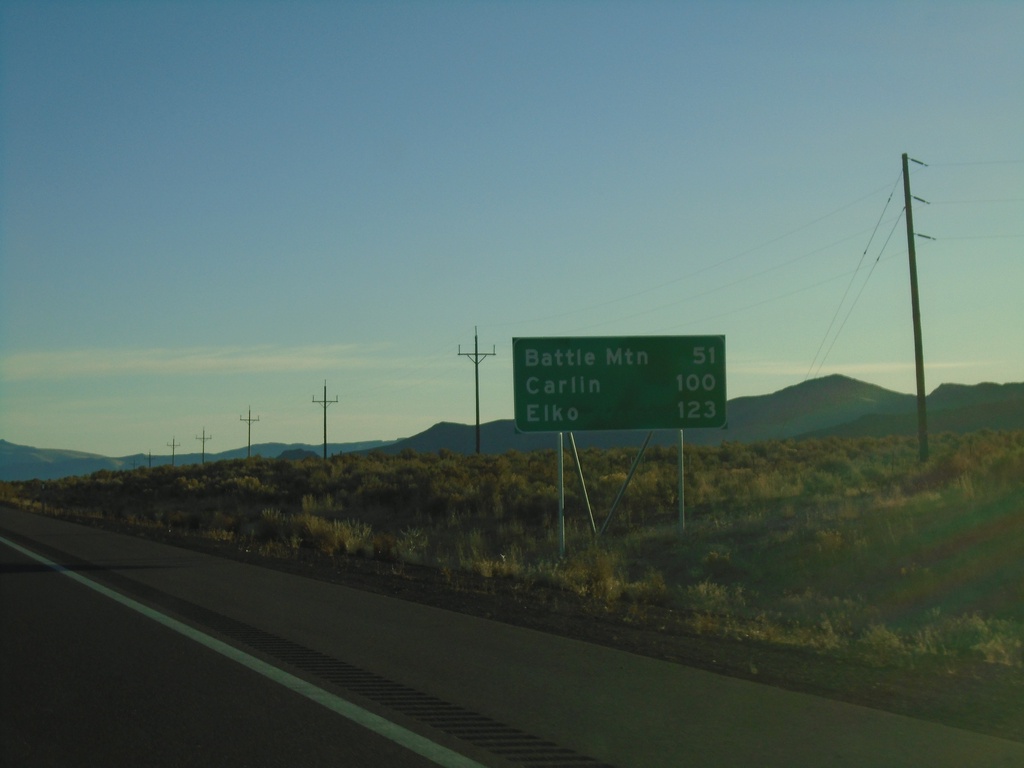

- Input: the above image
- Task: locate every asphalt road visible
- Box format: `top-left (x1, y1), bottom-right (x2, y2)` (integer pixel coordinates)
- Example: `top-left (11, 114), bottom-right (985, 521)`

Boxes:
top-left (0, 535), bottom-right (462, 767)
top-left (3, 506), bottom-right (1024, 768)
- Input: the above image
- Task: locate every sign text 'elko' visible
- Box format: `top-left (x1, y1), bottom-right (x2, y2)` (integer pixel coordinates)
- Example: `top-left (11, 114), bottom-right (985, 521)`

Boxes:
top-left (512, 336), bottom-right (726, 432)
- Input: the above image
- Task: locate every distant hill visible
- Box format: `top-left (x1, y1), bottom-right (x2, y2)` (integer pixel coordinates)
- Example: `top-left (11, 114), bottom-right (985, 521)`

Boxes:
top-left (276, 448), bottom-right (321, 461)
top-left (372, 420), bottom-right (684, 455)
top-left (0, 439), bottom-right (396, 481)
top-left (801, 382), bottom-right (1024, 439)
top-left (196, 440), bottom-right (397, 462)
top-left (376, 376), bottom-right (1024, 455)
top-left (3, 376), bottom-right (1021, 480)
top-left (0, 442), bottom-right (118, 482)
top-left (718, 375), bottom-right (915, 443)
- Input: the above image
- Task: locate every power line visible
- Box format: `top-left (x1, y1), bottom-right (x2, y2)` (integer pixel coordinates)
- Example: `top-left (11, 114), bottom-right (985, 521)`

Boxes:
top-left (805, 173), bottom-right (903, 381)
top-left (566, 221), bottom-right (897, 336)
top-left (929, 197), bottom-right (1024, 204)
top-left (941, 233), bottom-right (1024, 241)
top-left (312, 167), bottom-right (1016, 413)
top-left (650, 268), bottom-right (859, 333)
top-left (278, 161), bottom-right (1024, 424)
top-left (808, 212), bottom-right (904, 381)
top-left (927, 159), bottom-right (1024, 166)
top-left (486, 182), bottom-right (897, 330)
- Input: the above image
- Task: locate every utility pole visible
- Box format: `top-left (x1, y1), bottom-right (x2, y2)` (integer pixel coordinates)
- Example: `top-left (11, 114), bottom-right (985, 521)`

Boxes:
top-left (312, 381), bottom-right (338, 460)
top-left (902, 152), bottom-right (929, 463)
top-left (240, 408), bottom-right (260, 458)
top-left (167, 437), bottom-right (180, 466)
top-left (195, 428), bottom-right (212, 464)
top-left (458, 326), bottom-right (496, 454)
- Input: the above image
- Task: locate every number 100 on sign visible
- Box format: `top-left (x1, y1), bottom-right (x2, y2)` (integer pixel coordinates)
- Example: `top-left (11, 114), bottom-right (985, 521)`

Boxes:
top-left (678, 369), bottom-right (719, 421)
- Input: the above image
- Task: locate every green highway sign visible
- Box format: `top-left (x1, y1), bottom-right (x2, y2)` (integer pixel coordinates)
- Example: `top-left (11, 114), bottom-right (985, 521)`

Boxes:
top-left (512, 335), bottom-right (726, 432)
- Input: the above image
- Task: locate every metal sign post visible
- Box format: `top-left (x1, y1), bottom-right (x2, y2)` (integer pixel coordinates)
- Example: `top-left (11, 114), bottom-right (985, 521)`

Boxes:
top-left (557, 432), bottom-right (565, 558)
top-left (679, 429), bottom-right (685, 535)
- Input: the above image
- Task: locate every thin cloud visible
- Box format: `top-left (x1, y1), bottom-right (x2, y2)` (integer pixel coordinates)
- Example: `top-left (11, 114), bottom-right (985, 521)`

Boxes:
top-left (1, 344), bottom-right (393, 381)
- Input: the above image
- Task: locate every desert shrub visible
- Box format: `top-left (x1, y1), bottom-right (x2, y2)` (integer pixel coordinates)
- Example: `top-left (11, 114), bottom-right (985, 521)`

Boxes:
top-left (228, 475), bottom-right (269, 499)
top-left (0, 482), bottom-right (20, 503)
top-left (501, 478), bottom-right (561, 526)
top-left (701, 549), bottom-right (736, 579)
top-left (301, 493), bottom-right (343, 516)
top-left (551, 546), bottom-right (624, 603)
top-left (339, 519), bottom-right (374, 557)
top-left (167, 509), bottom-right (203, 530)
top-left (802, 469), bottom-right (845, 499)
top-left (255, 508), bottom-right (287, 541)
top-left (685, 580), bottom-right (745, 615)
top-left (972, 623), bottom-right (1024, 667)
top-left (174, 476), bottom-right (203, 495)
top-left (857, 624), bottom-right (908, 666)
top-left (814, 529), bottom-right (846, 555)
top-left (209, 510), bottom-right (239, 535)
top-left (623, 568), bottom-right (669, 606)
top-left (910, 613), bottom-right (1023, 666)
top-left (454, 528), bottom-right (488, 570)
top-left (905, 453), bottom-right (971, 495)
top-left (398, 526), bottom-right (430, 564)
top-left (293, 512), bottom-right (344, 555)
top-left (373, 532), bottom-right (399, 562)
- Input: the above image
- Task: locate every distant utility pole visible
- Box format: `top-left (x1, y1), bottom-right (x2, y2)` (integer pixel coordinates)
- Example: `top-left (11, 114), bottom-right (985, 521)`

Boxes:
top-left (240, 408), bottom-right (260, 458)
top-left (195, 428), bottom-right (212, 464)
top-left (167, 437), bottom-right (180, 466)
top-left (902, 152), bottom-right (930, 463)
top-left (312, 381), bottom-right (338, 460)
top-left (458, 326), bottom-right (496, 454)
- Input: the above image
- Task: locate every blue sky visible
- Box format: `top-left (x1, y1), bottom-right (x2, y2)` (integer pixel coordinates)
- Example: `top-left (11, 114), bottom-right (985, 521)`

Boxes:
top-left (2, 1), bottom-right (1022, 457)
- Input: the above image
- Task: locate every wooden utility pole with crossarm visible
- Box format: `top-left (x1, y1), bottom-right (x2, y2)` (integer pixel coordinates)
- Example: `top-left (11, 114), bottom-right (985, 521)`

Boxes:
top-left (902, 152), bottom-right (930, 463)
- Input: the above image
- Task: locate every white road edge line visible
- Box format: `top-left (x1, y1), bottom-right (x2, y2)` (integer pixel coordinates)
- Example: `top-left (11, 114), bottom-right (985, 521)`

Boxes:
top-left (1, 534), bottom-right (489, 768)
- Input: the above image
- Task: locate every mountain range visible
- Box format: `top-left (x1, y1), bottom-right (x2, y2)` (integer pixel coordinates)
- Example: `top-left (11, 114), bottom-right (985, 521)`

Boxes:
top-left (3, 375), bottom-right (1022, 481)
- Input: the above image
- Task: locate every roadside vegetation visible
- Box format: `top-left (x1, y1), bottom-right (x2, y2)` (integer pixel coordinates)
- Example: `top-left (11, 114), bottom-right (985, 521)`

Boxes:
top-left (3, 431), bottom-right (1022, 670)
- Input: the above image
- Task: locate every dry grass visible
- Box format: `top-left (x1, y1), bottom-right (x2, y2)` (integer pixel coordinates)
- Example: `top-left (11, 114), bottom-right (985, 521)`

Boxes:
top-left (13, 431), bottom-right (1024, 669)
